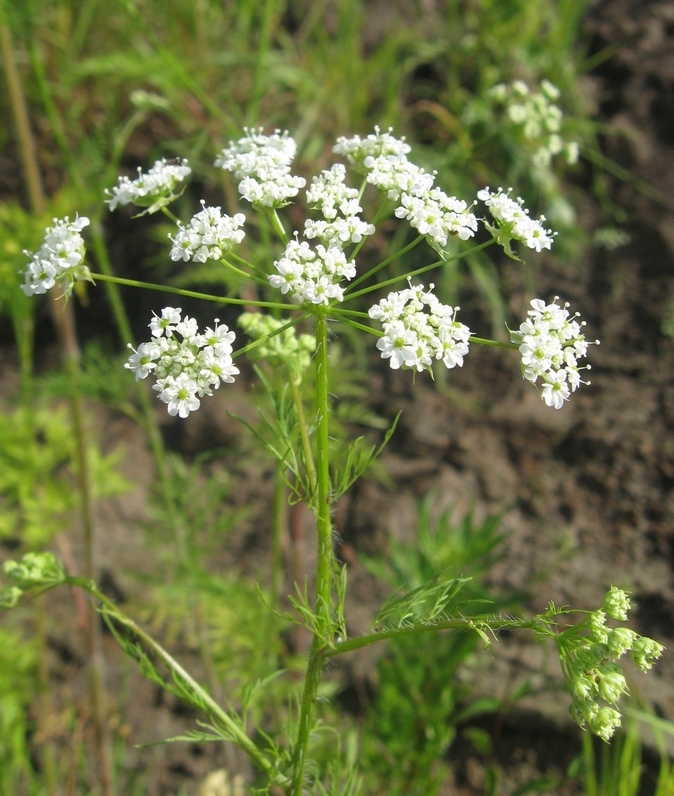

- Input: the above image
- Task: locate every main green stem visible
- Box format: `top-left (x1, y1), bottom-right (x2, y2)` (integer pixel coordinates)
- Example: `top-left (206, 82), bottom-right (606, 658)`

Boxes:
top-left (290, 312), bottom-right (334, 795)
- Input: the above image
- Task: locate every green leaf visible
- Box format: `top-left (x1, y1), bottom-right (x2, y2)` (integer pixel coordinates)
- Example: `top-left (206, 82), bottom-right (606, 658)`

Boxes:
top-left (332, 412), bottom-right (401, 500)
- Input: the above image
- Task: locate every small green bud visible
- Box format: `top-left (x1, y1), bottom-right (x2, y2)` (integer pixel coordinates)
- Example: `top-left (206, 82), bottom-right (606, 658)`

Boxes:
top-left (571, 674), bottom-right (596, 701)
top-left (603, 586), bottom-right (631, 621)
top-left (238, 313), bottom-right (315, 384)
top-left (589, 610), bottom-right (609, 643)
top-left (2, 552), bottom-right (66, 589)
top-left (606, 627), bottom-right (637, 658)
top-left (587, 642), bottom-right (610, 666)
top-left (0, 586), bottom-right (23, 609)
top-left (631, 637), bottom-right (665, 672)
top-left (597, 664), bottom-right (628, 704)
top-left (569, 697), bottom-right (598, 729)
top-left (575, 641), bottom-right (609, 671)
top-left (589, 706), bottom-right (622, 742)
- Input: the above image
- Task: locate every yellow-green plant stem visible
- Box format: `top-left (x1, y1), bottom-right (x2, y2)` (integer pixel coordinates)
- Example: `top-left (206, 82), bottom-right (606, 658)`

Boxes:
top-left (290, 379), bottom-right (317, 489)
top-left (89, 271), bottom-right (292, 311)
top-left (347, 234), bottom-right (424, 292)
top-left (290, 311), bottom-right (335, 795)
top-left (324, 616), bottom-right (550, 658)
top-left (248, 0), bottom-right (281, 124)
top-left (72, 581), bottom-right (275, 779)
top-left (272, 468), bottom-right (287, 603)
top-left (346, 238), bottom-right (496, 301)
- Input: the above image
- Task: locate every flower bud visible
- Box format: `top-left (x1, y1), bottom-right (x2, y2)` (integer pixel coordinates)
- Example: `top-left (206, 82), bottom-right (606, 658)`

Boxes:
top-left (606, 627), bottom-right (637, 658)
top-left (597, 665), bottom-right (628, 704)
top-left (631, 637), bottom-right (665, 672)
top-left (589, 610), bottom-right (609, 643)
top-left (603, 586), bottom-right (631, 621)
top-left (589, 706), bottom-right (622, 742)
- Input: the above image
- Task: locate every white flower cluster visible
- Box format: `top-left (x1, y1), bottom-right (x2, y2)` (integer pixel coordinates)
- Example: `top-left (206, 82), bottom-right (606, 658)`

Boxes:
top-left (269, 161), bottom-right (373, 305)
top-left (125, 307), bottom-right (239, 418)
top-left (106, 158), bottom-right (191, 211)
top-left (334, 127), bottom-right (477, 250)
top-left (269, 238), bottom-right (356, 305)
top-left (512, 297), bottom-right (597, 409)
top-left (21, 215), bottom-right (90, 296)
top-left (304, 163), bottom-right (375, 245)
top-left (214, 128), bottom-right (306, 207)
top-left (368, 283), bottom-right (471, 373)
top-left (170, 201), bottom-right (246, 262)
top-left (333, 126), bottom-right (412, 170)
top-left (489, 80), bottom-right (579, 168)
top-left (395, 188), bottom-right (478, 246)
top-left (478, 187), bottom-right (555, 253)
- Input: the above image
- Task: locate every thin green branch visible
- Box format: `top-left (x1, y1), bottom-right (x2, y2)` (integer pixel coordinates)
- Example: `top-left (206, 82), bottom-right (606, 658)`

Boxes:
top-left (324, 616), bottom-right (552, 658)
top-left (78, 581), bottom-right (274, 777)
top-left (346, 239), bottom-right (496, 301)
top-left (88, 271), bottom-right (294, 311)
top-left (346, 234), bottom-right (424, 292)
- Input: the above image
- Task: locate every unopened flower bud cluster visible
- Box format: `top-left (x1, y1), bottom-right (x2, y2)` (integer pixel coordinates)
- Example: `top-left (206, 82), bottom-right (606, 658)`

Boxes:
top-left (238, 312), bottom-right (315, 384)
top-left (510, 297), bottom-right (597, 409)
top-left (562, 587), bottom-right (664, 742)
top-left (125, 307), bottom-right (239, 418)
top-left (489, 80), bottom-right (579, 168)
top-left (21, 215), bottom-right (90, 297)
top-left (0, 552), bottom-right (66, 607)
top-left (368, 283), bottom-right (471, 373)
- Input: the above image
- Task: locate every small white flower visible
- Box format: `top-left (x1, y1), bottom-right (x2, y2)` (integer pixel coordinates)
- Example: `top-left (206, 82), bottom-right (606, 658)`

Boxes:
top-left (150, 306), bottom-right (182, 338)
top-left (365, 156), bottom-right (435, 201)
top-left (21, 215), bottom-right (91, 296)
top-left (334, 127), bottom-right (436, 202)
top-left (478, 187), bottom-right (555, 253)
top-left (215, 128), bottom-right (306, 208)
top-left (125, 341), bottom-right (162, 380)
top-left (334, 126), bottom-right (411, 168)
top-left (156, 373), bottom-right (201, 419)
top-left (302, 162), bottom-right (376, 247)
top-left (511, 297), bottom-right (598, 409)
top-left (268, 238), bottom-right (356, 305)
top-left (106, 158), bottom-right (191, 212)
top-left (126, 308), bottom-right (239, 418)
top-left (541, 370), bottom-right (571, 409)
top-left (395, 188), bottom-right (478, 249)
top-left (490, 80), bottom-right (578, 168)
top-left (169, 202), bottom-right (245, 262)
top-left (369, 283), bottom-right (471, 374)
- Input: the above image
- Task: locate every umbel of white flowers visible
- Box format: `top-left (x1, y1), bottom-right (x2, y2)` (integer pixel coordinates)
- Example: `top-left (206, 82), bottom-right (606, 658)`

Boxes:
top-left (21, 126), bottom-right (598, 417)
